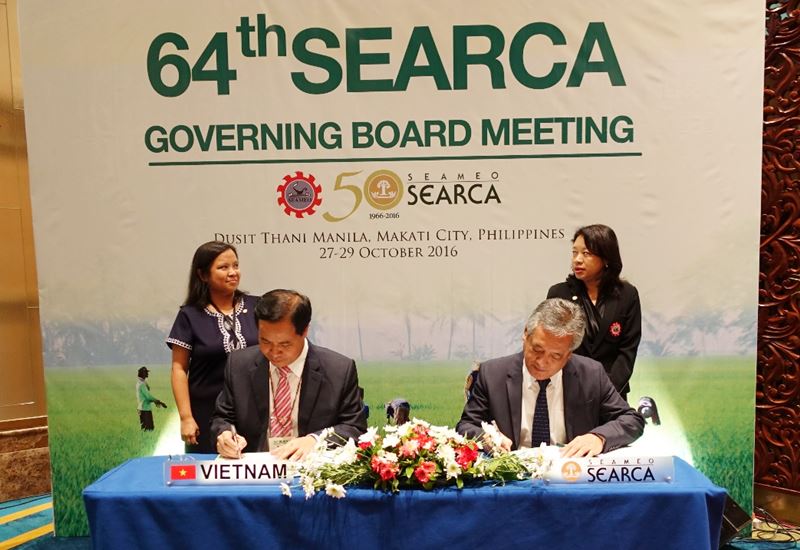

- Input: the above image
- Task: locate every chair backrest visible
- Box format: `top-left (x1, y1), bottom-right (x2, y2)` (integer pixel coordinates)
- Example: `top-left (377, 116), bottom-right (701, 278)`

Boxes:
top-left (385, 398), bottom-right (410, 425)
top-left (464, 362), bottom-right (481, 401)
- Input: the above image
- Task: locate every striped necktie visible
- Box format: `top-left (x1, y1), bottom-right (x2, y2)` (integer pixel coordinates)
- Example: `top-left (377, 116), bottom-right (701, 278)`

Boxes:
top-left (271, 366), bottom-right (293, 437)
top-left (531, 378), bottom-right (551, 447)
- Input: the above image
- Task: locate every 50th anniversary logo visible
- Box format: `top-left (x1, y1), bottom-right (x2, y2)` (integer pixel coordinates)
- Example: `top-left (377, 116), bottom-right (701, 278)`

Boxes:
top-left (213, 166), bottom-right (563, 260)
top-left (274, 168), bottom-right (502, 222)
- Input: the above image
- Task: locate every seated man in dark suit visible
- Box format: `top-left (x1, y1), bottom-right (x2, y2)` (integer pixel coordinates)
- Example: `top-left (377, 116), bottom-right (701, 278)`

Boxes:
top-left (211, 289), bottom-right (367, 460)
top-left (457, 298), bottom-right (644, 458)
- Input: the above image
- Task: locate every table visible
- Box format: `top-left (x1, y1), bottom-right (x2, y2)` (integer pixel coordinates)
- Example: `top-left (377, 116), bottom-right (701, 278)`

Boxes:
top-left (83, 455), bottom-right (726, 550)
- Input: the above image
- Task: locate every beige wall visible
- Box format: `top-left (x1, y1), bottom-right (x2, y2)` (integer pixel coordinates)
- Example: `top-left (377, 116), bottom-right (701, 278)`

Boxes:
top-left (0, 0), bottom-right (46, 429)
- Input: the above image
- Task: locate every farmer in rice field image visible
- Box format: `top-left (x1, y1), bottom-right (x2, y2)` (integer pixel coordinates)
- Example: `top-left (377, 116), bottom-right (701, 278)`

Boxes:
top-left (136, 366), bottom-right (167, 431)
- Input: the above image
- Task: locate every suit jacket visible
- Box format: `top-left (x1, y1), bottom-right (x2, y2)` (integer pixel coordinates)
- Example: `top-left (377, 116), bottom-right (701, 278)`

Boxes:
top-left (456, 352), bottom-right (644, 451)
top-left (547, 279), bottom-right (641, 396)
top-left (210, 342), bottom-right (367, 452)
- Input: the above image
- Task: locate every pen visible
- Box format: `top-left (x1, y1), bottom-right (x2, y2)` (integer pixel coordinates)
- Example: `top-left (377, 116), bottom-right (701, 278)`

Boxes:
top-left (230, 424), bottom-right (241, 459)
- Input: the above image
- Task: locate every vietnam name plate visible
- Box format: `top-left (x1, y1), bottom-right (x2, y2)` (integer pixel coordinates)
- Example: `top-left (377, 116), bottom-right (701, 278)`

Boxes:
top-left (165, 455), bottom-right (292, 486)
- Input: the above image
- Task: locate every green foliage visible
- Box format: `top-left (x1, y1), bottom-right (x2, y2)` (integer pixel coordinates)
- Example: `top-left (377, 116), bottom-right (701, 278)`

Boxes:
top-left (630, 356), bottom-right (755, 511)
top-left (358, 360), bottom-right (470, 427)
top-left (46, 365), bottom-right (172, 536)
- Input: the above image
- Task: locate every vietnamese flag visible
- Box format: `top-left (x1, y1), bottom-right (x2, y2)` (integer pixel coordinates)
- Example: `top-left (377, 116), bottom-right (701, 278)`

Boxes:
top-left (170, 464), bottom-right (196, 480)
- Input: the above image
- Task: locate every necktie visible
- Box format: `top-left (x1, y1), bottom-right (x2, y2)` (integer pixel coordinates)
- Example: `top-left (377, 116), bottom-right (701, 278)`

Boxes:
top-left (531, 379), bottom-right (551, 447)
top-left (271, 366), bottom-right (293, 437)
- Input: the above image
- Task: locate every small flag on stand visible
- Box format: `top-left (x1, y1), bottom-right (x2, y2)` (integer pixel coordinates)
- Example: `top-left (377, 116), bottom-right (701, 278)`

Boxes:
top-left (170, 464), bottom-right (197, 480)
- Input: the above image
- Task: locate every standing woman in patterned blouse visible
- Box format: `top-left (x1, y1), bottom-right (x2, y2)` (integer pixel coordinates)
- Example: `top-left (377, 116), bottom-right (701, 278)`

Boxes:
top-left (546, 224), bottom-right (642, 402)
top-left (166, 241), bottom-right (258, 453)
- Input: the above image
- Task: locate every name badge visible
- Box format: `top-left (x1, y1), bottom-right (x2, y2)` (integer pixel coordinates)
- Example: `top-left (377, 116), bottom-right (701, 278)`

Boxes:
top-left (269, 437), bottom-right (291, 450)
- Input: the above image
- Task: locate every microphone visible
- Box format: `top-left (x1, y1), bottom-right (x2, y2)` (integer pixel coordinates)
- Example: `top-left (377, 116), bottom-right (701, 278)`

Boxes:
top-left (637, 396), bottom-right (661, 425)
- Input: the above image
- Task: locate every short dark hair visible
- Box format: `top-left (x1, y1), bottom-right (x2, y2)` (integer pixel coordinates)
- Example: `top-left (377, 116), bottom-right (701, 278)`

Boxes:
top-left (569, 224), bottom-right (624, 297)
top-left (183, 241), bottom-right (243, 308)
top-left (255, 289), bottom-right (312, 335)
top-left (137, 366), bottom-right (149, 378)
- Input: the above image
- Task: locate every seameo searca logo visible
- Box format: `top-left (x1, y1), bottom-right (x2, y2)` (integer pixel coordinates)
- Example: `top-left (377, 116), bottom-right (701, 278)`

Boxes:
top-left (277, 171), bottom-right (322, 218)
top-left (364, 170), bottom-right (404, 210)
top-left (561, 461), bottom-right (581, 482)
top-left (274, 167), bottom-right (501, 222)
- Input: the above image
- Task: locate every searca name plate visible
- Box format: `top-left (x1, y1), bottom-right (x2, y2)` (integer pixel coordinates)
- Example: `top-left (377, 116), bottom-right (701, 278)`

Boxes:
top-left (165, 459), bottom-right (292, 486)
top-left (544, 456), bottom-right (674, 484)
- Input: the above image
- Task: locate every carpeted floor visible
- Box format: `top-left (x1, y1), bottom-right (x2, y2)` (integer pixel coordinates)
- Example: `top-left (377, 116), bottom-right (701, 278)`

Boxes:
top-left (0, 494), bottom-right (55, 550)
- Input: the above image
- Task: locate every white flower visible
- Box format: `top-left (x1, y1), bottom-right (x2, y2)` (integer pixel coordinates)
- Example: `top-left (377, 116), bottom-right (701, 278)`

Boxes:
top-left (332, 439), bottom-right (358, 466)
top-left (382, 451), bottom-right (399, 463)
top-left (300, 454), bottom-right (324, 473)
top-left (395, 422), bottom-right (413, 439)
top-left (313, 430), bottom-right (332, 453)
top-left (428, 424), bottom-right (452, 436)
top-left (280, 482), bottom-right (292, 497)
top-left (446, 461), bottom-right (461, 479)
top-left (506, 448), bottom-right (551, 479)
top-left (325, 483), bottom-right (347, 499)
top-left (285, 462), bottom-right (303, 478)
top-left (358, 426), bottom-right (379, 445)
top-left (382, 434), bottom-right (401, 449)
top-left (436, 444), bottom-right (455, 463)
top-left (302, 476), bottom-right (316, 499)
top-left (448, 431), bottom-right (466, 445)
top-left (427, 425), bottom-right (456, 446)
top-left (411, 418), bottom-right (430, 428)
top-left (481, 421), bottom-right (507, 456)
top-left (472, 455), bottom-right (487, 477)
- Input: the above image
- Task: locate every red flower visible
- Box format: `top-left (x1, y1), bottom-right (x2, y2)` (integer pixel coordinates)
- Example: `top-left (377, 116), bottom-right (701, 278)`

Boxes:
top-left (358, 441), bottom-right (372, 450)
top-left (412, 432), bottom-right (437, 452)
top-left (455, 443), bottom-right (479, 468)
top-left (420, 437), bottom-right (437, 452)
top-left (414, 461), bottom-right (437, 484)
top-left (609, 322), bottom-right (622, 337)
top-left (371, 455), bottom-right (399, 481)
top-left (398, 439), bottom-right (420, 458)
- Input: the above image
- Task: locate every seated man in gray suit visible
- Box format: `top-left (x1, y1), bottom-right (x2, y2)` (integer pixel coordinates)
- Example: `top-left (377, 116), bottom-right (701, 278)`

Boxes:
top-left (457, 298), bottom-right (644, 458)
top-left (212, 289), bottom-right (367, 460)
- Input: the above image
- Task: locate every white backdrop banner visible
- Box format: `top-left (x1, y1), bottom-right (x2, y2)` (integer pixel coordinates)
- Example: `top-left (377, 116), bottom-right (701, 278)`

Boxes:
top-left (19, 0), bottom-right (763, 535)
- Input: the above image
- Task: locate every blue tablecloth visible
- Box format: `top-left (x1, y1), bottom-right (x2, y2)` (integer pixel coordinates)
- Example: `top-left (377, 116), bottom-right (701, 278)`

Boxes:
top-left (83, 455), bottom-right (726, 550)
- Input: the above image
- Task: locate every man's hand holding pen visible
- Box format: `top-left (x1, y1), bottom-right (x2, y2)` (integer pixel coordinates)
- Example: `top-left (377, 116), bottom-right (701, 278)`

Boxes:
top-left (217, 425), bottom-right (246, 459)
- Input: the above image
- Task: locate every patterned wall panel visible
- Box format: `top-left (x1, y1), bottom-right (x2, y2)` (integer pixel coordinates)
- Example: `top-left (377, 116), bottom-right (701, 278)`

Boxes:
top-left (758, 0), bottom-right (800, 494)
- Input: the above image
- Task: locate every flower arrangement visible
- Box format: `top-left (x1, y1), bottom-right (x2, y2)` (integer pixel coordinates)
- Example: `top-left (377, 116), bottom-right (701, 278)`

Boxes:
top-left (282, 418), bottom-right (551, 499)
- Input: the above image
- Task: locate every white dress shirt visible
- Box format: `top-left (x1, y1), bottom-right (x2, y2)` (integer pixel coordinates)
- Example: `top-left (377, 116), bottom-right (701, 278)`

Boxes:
top-left (519, 362), bottom-right (566, 447)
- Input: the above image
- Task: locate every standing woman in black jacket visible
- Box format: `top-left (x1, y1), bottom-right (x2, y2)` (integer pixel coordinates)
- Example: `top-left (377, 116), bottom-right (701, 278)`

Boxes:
top-left (547, 224), bottom-right (641, 401)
